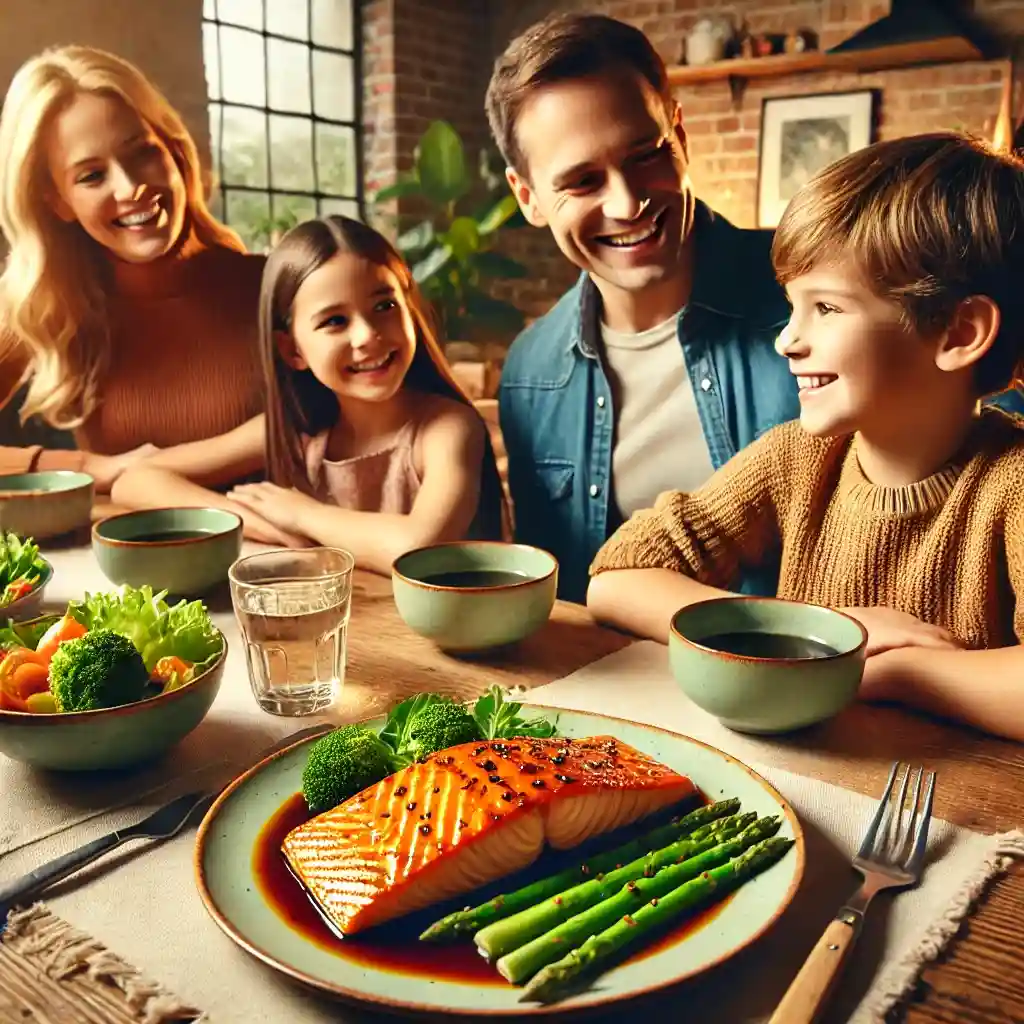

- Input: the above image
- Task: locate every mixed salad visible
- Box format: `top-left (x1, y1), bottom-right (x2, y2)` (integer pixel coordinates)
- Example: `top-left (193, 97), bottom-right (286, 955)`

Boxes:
top-left (0, 532), bottom-right (49, 609)
top-left (0, 585), bottom-right (224, 713)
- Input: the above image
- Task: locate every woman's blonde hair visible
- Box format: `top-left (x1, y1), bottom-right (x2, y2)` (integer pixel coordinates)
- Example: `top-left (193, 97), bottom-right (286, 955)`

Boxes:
top-left (260, 215), bottom-right (507, 540)
top-left (0, 45), bottom-right (244, 428)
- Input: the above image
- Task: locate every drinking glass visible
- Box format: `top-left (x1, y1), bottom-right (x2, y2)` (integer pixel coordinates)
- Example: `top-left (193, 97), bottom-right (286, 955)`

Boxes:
top-left (228, 547), bottom-right (355, 716)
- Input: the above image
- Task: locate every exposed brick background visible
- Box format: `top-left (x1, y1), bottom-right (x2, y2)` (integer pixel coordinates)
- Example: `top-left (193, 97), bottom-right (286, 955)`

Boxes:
top-left (363, 0), bottom-right (1024, 323)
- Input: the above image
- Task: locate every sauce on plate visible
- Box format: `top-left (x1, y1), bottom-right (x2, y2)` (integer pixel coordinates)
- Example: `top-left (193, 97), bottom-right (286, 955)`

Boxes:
top-left (253, 792), bottom-right (734, 984)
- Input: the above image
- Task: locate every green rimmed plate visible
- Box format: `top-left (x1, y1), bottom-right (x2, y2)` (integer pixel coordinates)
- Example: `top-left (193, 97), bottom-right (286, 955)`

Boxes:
top-left (194, 708), bottom-right (805, 1016)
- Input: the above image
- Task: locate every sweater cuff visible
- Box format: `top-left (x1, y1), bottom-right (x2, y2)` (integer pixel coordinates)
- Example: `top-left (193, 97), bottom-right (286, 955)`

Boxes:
top-left (35, 448), bottom-right (88, 472)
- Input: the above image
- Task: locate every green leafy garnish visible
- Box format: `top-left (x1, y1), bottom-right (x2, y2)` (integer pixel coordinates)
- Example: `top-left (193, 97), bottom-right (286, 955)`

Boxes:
top-left (0, 532), bottom-right (47, 607)
top-left (379, 692), bottom-right (451, 765)
top-left (472, 685), bottom-right (558, 740)
top-left (68, 585), bottom-right (223, 673)
top-left (0, 614), bottom-right (58, 652)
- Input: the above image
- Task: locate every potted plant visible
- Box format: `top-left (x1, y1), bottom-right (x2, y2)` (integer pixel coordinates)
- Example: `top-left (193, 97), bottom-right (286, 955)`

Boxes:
top-left (373, 120), bottom-right (528, 398)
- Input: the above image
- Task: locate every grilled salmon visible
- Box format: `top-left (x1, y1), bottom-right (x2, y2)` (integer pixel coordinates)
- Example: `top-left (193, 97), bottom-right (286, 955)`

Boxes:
top-left (282, 735), bottom-right (695, 935)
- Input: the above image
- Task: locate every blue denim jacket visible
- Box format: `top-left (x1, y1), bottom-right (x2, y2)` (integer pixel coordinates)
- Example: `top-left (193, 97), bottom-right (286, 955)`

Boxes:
top-left (499, 202), bottom-right (801, 603)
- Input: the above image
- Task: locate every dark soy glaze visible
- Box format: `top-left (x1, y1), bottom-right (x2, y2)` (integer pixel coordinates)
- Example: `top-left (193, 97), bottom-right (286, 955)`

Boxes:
top-left (253, 792), bottom-right (733, 984)
top-left (699, 631), bottom-right (839, 659)
top-left (418, 569), bottom-right (533, 588)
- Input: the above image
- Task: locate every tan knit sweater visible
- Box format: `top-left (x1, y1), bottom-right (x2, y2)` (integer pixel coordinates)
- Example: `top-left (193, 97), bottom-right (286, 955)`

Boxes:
top-left (590, 412), bottom-right (1024, 649)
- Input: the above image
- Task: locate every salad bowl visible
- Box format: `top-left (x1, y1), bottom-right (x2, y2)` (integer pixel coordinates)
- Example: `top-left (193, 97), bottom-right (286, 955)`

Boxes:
top-left (0, 587), bottom-right (228, 771)
top-left (0, 532), bottom-right (54, 622)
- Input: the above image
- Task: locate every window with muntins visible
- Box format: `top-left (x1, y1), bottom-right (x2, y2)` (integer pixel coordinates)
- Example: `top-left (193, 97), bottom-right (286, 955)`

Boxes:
top-left (202, 0), bottom-right (362, 251)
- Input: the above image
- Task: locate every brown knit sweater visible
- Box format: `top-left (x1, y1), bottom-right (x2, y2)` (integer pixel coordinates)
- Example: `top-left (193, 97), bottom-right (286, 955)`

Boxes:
top-left (590, 412), bottom-right (1024, 649)
top-left (0, 237), bottom-right (265, 473)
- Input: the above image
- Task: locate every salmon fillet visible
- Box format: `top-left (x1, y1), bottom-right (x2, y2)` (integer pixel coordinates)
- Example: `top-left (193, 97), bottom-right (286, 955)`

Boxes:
top-left (282, 735), bottom-right (695, 935)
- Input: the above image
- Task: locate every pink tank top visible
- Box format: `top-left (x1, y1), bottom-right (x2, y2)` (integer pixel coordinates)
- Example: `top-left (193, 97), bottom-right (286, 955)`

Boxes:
top-left (302, 419), bottom-right (421, 513)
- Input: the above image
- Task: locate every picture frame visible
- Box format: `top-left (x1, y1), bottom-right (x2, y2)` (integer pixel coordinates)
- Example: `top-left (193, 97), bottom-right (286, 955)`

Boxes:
top-left (757, 89), bottom-right (878, 228)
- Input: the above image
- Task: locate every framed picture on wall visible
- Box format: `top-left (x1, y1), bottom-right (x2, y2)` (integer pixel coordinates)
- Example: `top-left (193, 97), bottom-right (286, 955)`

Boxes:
top-left (757, 89), bottom-right (878, 228)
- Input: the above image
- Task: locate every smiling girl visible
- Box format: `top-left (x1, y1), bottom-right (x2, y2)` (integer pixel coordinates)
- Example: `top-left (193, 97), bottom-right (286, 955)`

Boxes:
top-left (112, 215), bottom-right (506, 571)
top-left (586, 132), bottom-right (1024, 742)
top-left (0, 46), bottom-right (265, 497)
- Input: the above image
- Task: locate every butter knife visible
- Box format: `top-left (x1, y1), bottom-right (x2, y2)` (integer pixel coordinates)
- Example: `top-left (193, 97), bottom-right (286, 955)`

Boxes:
top-left (0, 722), bottom-right (332, 912)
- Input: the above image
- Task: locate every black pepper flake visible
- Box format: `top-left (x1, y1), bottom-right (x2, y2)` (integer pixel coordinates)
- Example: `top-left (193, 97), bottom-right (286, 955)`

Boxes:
top-left (379, 812), bottom-right (390, 818)
top-left (480, 759), bottom-right (497, 772)
top-left (424, 811), bottom-right (432, 819)
top-left (473, 745), bottom-right (487, 756)
top-left (531, 779), bottom-right (546, 789)
top-left (433, 786), bottom-right (440, 794)
top-left (458, 818), bottom-right (468, 828)
top-left (406, 801), bottom-right (417, 811)
top-left (552, 755), bottom-right (566, 766)
top-left (518, 762), bottom-right (540, 774)
top-left (419, 824), bottom-right (432, 835)
top-left (501, 791), bottom-right (515, 802)
top-left (481, 785), bottom-right (488, 796)
top-left (491, 813), bottom-right (502, 821)
top-left (488, 774), bottom-right (502, 784)
top-left (395, 785), bottom-right (408, 796)
top-left (553, 774), bottom-right (577, 784)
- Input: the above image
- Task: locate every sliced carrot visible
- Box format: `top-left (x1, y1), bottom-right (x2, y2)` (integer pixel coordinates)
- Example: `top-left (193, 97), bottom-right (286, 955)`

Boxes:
top-left (9, 662), bottom-right (51, 702)
top-left (35, 614), bottom-right (88, 664)
top-left (152, 656), bottom-right (191, 685)
top-left (0, 648), bottom-right (48, 711)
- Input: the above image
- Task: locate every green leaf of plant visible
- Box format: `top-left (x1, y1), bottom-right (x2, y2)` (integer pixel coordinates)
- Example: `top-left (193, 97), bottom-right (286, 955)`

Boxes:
top-left (471, 250), bottom-right (529, 279)
top-left (443, 216), bottom-right (481, 261)
top-left (373, 177), bottom-right (424, 203)
top-left (396, 220), bottom-right (435, 254)
top-left (378, 692), bottom-right (450, 757)
top-left (463, 287), bottom-right (526, 333)
top-left (415, 121), bottom-right (468, 205)
top-left (412, 244), bottom-right (453, 283)
top-left (477, 195), bottom-right (519, 235)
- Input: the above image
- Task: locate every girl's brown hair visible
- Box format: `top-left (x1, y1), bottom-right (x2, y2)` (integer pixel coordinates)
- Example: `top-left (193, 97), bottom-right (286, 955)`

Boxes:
top-left (260, 214), bottom-right (506, 539)
top-left (772, 131), bottom-right (1024, 397)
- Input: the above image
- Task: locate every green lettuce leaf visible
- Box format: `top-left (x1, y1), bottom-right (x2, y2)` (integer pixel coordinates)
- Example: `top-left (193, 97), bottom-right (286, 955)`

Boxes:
top-left (472, 685), bottom-right (558, 740)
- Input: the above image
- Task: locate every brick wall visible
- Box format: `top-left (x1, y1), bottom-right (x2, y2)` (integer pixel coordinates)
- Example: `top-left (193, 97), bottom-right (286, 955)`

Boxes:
top-left (365, 0), bottom-right (1024, 321)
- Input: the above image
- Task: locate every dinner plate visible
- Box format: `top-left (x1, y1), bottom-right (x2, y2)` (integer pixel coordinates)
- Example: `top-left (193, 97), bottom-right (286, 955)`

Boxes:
top-left (194, 707), bottom-right (804, 1016)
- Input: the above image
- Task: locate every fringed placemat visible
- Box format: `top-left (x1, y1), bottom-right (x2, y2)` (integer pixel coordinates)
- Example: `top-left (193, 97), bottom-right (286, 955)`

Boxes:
top-left (1, 904), bottom-right (204, 1024)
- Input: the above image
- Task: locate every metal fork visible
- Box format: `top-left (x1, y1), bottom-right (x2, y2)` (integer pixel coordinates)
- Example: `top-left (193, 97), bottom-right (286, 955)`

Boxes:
top-left (768, 762), bottom-right (936, 1024)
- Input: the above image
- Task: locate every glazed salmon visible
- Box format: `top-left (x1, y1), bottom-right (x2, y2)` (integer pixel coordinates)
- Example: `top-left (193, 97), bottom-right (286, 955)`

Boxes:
top-left (282, 735), bottom-right (694, 935)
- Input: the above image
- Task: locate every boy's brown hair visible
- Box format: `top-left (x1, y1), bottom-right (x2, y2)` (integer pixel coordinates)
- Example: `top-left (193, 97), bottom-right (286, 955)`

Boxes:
top-left (485, 13), bottom-right (672, 178)
top-left (772, 131), bottom-right (1024, 395)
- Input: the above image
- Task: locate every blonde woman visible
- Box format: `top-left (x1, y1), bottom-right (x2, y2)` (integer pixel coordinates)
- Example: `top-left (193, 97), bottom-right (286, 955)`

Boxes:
top-left (0, 46), bottom-right (271, 508)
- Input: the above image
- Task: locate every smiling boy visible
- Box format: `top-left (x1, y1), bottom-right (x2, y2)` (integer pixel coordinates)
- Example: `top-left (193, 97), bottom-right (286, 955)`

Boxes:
top-left (588, 132), bottom-right (1024, 742)
top-left (485, 14), bottom-right (799, 602)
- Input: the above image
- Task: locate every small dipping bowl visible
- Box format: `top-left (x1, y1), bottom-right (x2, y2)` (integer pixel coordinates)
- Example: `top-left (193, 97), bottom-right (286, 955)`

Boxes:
top-left (93, 507), bottom-right (243, 597)
top-left (2, 558), bottom-right (54, 621)
top-left (669, 596), bottom-right (867, 734)
top-left (0, 471), bottom-right (94, 539)
top-left (392, 541), bottom-right (558, 651)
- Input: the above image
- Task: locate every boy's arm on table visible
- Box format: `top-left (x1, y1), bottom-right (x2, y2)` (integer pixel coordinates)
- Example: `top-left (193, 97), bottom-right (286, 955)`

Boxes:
top-left (860, 494), bottom-right (1024, 743)
top-left (587, 427), bottom-right (790, 642)
top-left (239, 401), bottom-right (487, 575)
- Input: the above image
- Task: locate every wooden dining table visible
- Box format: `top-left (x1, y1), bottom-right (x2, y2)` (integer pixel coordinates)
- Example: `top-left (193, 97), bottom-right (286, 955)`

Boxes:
top-left (40, 513), bottom-right (1024, 1023)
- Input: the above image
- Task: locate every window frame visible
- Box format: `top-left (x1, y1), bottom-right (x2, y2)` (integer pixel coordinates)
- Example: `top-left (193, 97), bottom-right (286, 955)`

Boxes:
top-left (202, 0), bottom-right (365, 240)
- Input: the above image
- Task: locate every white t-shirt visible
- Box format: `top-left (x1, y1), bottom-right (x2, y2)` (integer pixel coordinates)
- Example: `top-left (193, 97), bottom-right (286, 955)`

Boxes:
top-left (602, 314), bottom-right (715, 519)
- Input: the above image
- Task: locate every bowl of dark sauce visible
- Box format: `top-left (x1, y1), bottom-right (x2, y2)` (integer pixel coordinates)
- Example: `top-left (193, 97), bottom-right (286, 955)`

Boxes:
top-left (669, 597), bottom-right (867, 734)
top-left (391, 541), bottom-right (558, 651)
top-left (92, 507), bottom-right (243, 597)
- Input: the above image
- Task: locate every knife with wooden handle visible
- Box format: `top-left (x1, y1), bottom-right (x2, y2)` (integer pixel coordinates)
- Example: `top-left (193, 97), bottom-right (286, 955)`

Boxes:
top-left (0, 722), bottom-right (332, 913)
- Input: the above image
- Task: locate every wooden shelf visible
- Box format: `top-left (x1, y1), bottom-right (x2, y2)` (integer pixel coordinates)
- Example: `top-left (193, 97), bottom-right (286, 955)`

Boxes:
top-left (667, 36), bottom-right (988, 88)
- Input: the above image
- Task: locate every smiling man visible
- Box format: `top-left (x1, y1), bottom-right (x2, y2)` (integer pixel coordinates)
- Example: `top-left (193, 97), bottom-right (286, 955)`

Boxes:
top-left (485, 13), bottom-right (800, 602)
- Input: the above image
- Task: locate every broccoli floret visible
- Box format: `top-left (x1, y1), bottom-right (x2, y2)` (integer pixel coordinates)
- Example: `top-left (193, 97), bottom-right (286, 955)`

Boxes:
top-left (49, 629), bottom-right (149, 713)
top-left (301, 725), bottom-right (394, 813)
top-left (406, 701), bottom-right (482, 761)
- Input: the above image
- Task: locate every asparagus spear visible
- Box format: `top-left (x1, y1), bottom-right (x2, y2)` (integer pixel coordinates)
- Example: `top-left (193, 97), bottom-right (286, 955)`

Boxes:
top-left (419, 797), bottom-right (741, 942)
top-left (498, 816), bottom-right (780, 983)
top-left (476, 810), bottom-right (758, 960)
top-left (522, 835), bottom-right (795, 1004)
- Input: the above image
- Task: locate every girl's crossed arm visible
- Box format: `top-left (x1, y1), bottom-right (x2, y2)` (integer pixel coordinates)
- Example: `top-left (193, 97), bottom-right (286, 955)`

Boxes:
top-left (228, 401), bottom-right (487, 575)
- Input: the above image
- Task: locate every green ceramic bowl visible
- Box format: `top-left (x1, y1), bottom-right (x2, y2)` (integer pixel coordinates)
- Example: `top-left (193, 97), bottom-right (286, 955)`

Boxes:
top-left (0, 628), bottom-right (227, 771)
top-left (0, 470), bottom-right (94, 539)
top-left (392, 541), bottom-right (558, 651)
top-left (669, 597), bottom-right (868, 734)
top-left (93, 507), bottom-right (243, 597)
top-left (1, 558), bottom-right (53, 621)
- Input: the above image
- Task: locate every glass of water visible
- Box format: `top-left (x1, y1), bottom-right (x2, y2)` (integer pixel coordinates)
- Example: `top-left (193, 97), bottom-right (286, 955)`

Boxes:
top-left (228, 547), bottom-right (355, 717)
